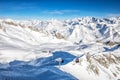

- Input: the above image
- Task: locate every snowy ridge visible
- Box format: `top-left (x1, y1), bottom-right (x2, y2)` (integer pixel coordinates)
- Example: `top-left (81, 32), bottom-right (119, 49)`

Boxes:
top-left (0, 17), bottom-right (120, 80)
top-left (1, 17), bottom-right (120, 43)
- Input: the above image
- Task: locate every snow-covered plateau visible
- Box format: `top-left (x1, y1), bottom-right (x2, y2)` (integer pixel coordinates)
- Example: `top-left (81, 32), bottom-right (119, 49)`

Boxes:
top-left (0, 17), bottom-right (120, 80)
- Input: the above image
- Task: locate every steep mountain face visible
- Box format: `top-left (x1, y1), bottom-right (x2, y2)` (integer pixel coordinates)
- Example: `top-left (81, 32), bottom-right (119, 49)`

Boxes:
top-left (66, 17), bottom-right (120, 43)
top-left (0, 17), bottom-right (120, 80)
top-left (61, 50), bottom-right (120, 80)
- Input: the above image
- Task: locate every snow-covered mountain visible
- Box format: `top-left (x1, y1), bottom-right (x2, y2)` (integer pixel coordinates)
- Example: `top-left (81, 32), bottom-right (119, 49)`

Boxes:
top-left (0, 17), bottom-right (120, 80)
top-left (1, 17), bottom-right (120, 43)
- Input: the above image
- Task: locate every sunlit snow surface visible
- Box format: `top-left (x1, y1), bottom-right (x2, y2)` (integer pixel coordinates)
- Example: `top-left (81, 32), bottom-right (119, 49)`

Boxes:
top-left (0, 17), bottom-right (120, 80)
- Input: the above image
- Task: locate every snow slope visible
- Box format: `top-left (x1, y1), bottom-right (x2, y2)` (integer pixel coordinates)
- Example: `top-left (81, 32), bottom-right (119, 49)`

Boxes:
top-left (0, 17), bottom-right (120, 80)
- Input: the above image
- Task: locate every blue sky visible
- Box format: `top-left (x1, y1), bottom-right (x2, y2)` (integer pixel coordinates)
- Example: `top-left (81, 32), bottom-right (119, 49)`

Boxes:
top-left (0, 0), bottom-right (120, 20)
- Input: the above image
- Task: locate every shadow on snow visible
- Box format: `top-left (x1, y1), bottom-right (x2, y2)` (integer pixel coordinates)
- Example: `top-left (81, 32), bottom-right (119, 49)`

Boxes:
top-left (0, 51), bottom-right (77, 80)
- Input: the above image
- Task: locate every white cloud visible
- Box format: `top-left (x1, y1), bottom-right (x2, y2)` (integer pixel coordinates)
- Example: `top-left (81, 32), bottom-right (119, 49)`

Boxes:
top-left (11, 6), bottom-right (36, 10)
top-left (43, 10), bottom-right (80, 15)
top-left (49, 10), bottom-right (63, 14)
top-left (107, 14), bottom-right (120, 17)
